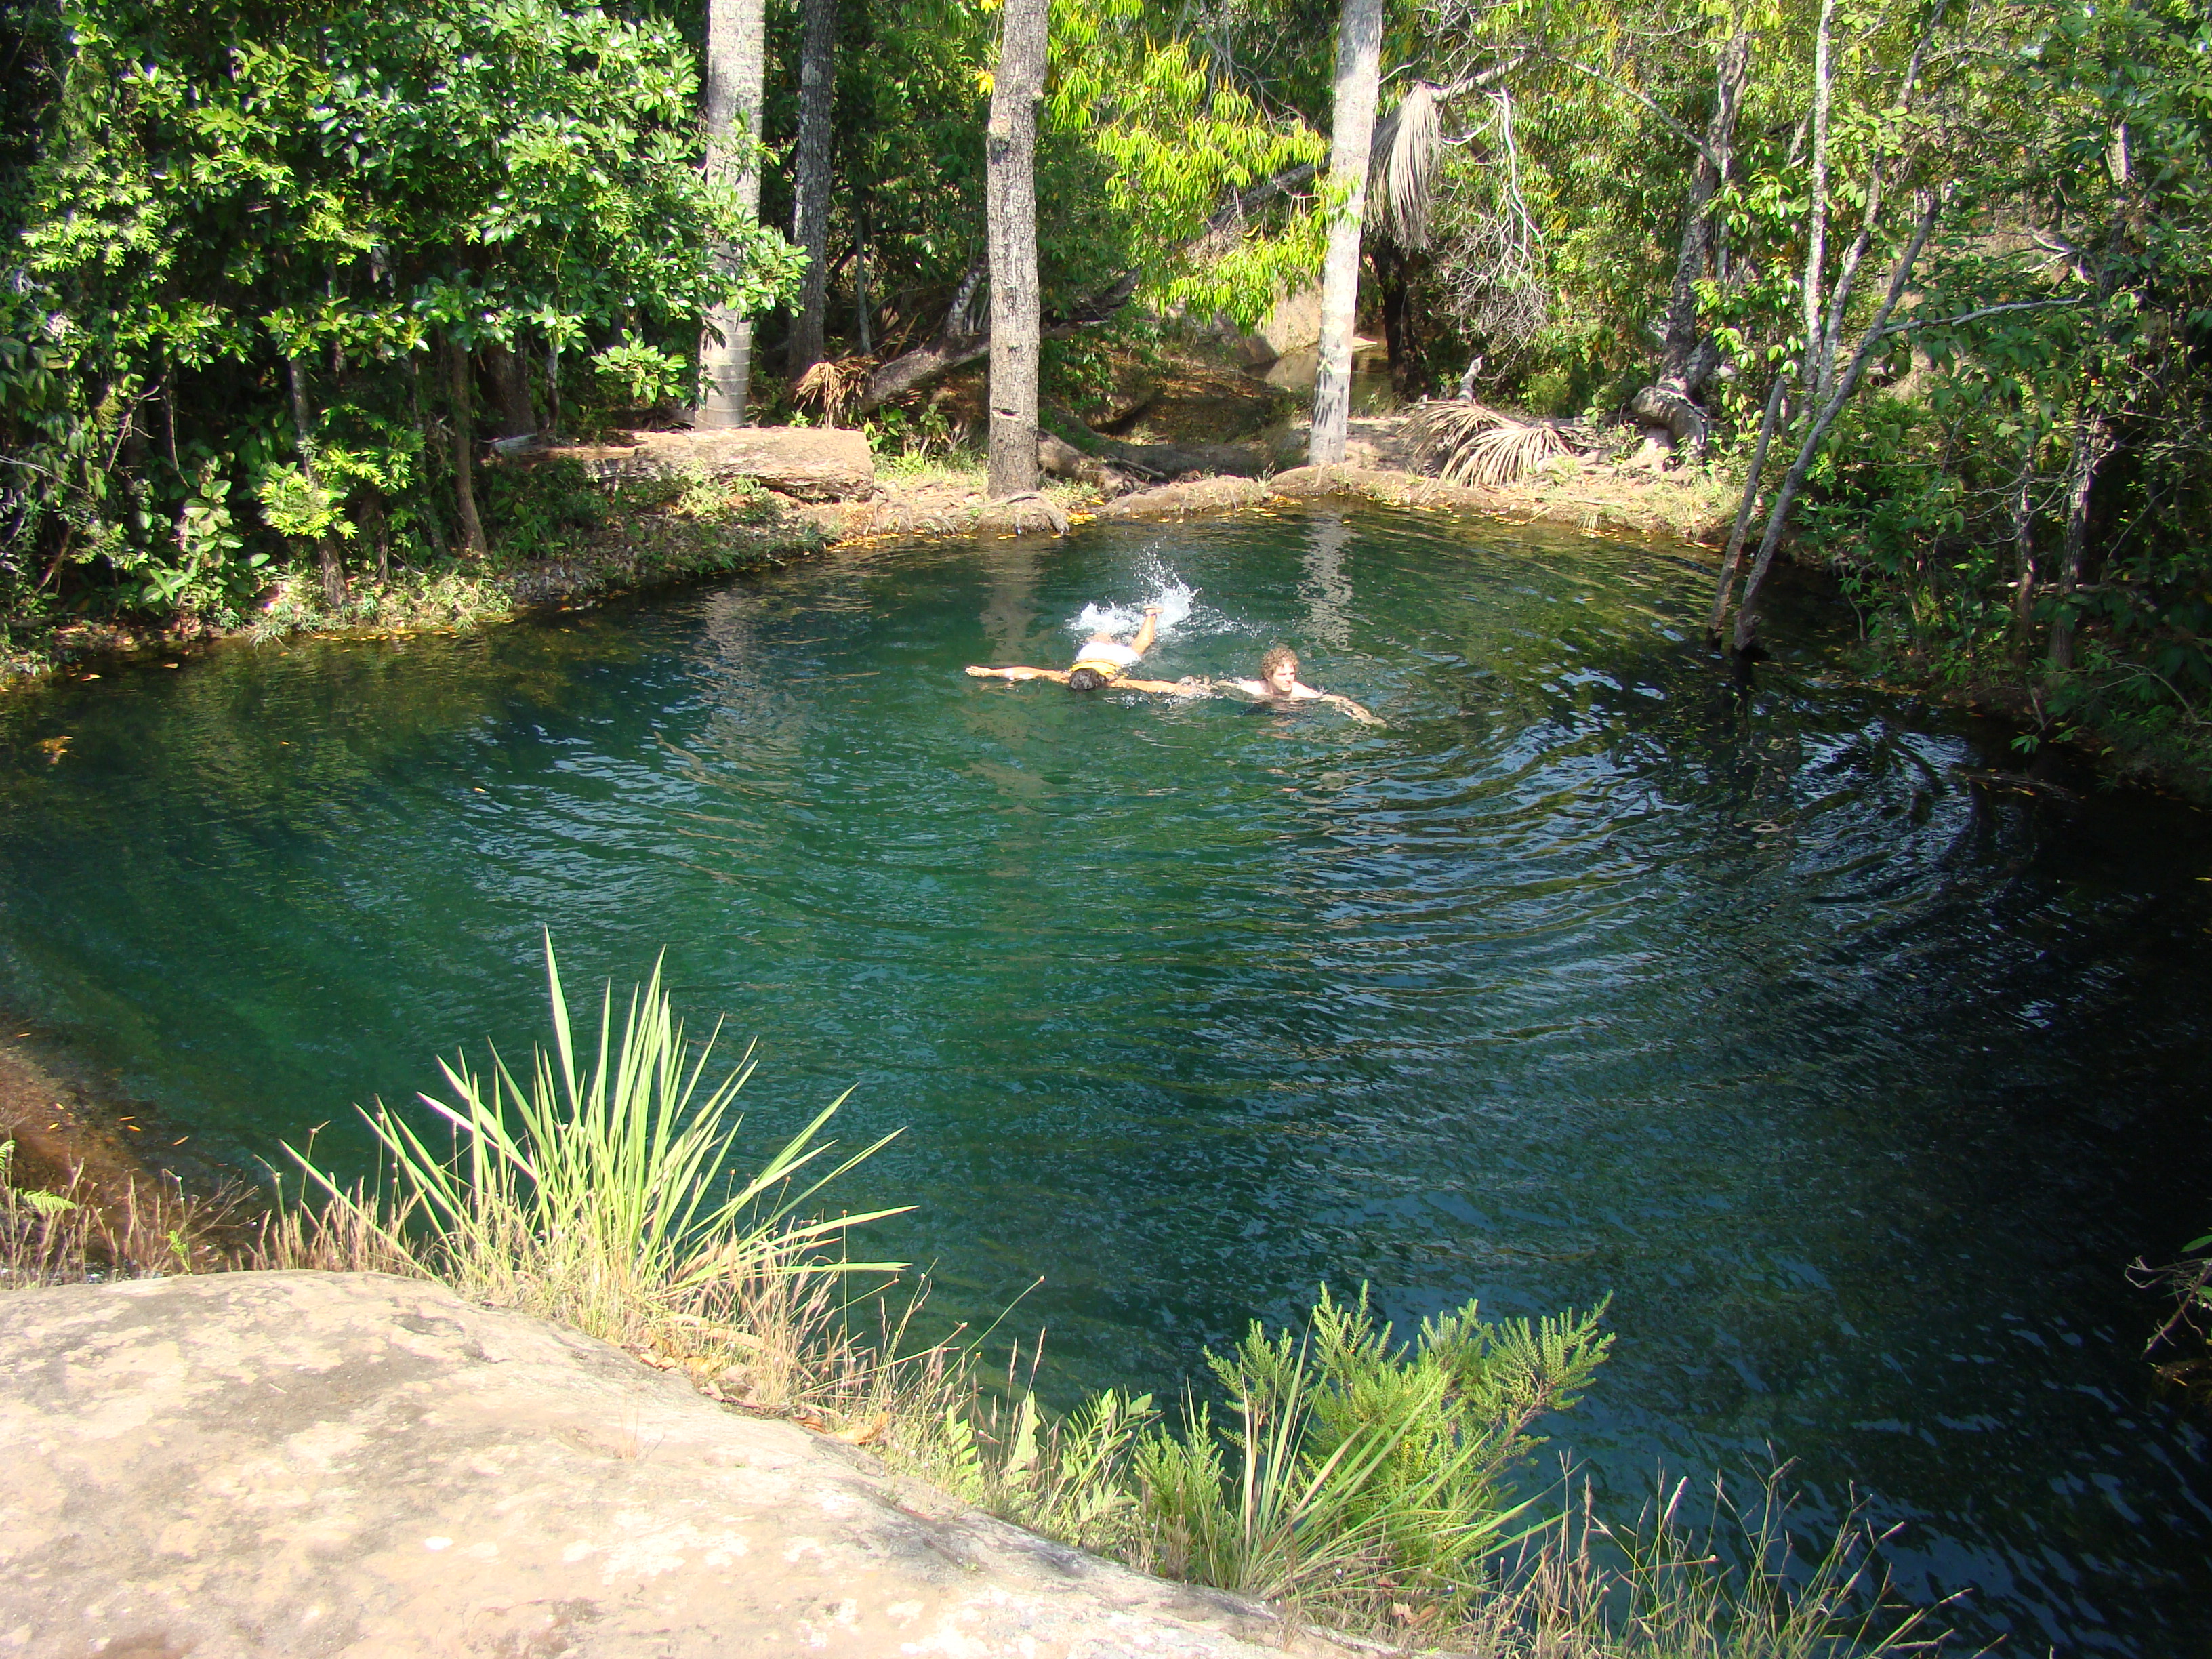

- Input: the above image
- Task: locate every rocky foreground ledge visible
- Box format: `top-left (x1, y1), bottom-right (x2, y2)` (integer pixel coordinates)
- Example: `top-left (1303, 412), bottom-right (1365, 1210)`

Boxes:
top-left (0, 1273), bottom-right (1343, 1658)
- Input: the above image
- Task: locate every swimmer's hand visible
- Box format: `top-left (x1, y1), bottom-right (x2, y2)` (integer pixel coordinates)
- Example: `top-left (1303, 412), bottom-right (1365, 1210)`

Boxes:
top-left (1324, 694), bottom-right (1386, 727)
top-left (964, 665), bottom-right (996, 677)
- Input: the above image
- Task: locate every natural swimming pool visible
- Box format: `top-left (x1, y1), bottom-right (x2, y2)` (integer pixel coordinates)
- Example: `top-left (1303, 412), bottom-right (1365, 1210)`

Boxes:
top-left (1, 506), bottom-right (2207, 1651)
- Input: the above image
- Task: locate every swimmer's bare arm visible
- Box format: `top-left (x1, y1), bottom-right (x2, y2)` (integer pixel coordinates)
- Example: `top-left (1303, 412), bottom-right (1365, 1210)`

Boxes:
top-left (966, 664), bottom-right (1071, 683)
top-left (1319, 693), bottom-right (1385, 727)
top-left (1115, 675), bottom-right (1214, 696)
top-left (1129, 604), bottom-right (1162, 659)
top-left (1213, 676), bottom-right (1385, 724)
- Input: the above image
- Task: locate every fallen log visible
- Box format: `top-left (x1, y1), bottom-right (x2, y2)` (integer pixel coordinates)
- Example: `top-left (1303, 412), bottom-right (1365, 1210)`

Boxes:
top-left (533, 426), bottom-right (875, 502)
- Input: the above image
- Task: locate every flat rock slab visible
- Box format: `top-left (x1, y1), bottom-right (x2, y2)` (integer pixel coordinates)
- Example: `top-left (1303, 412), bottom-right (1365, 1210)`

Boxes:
top-left (548, 428), bottom-right (874, 501)
top-left (0, 1272), bottom-right (1328, 1658)
top-left (1266, 464), bottom-right (1499, 511)
top-left (1092, 479), bottom-right (1267, 521)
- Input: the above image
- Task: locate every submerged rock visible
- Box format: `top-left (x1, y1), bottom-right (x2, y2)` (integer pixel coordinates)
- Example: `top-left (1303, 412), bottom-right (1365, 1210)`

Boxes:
top-left (0, 1272), bottom-right (1320, 1657)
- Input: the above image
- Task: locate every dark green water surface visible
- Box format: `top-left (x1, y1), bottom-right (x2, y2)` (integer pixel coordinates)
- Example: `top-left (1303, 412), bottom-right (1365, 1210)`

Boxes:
top-left (3, 508), bottom-right (2209, 1651)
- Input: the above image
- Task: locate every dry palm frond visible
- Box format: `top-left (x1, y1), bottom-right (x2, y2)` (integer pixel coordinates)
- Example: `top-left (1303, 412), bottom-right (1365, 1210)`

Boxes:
top-left (1404, 400), bottom-right (1571, 489)
top-left (794, 356), bottom-right (876, 428)
top-left (1368, 82), bottom-right (1441, 250)
top-left (1445, 421), bottom-right (1570, 487)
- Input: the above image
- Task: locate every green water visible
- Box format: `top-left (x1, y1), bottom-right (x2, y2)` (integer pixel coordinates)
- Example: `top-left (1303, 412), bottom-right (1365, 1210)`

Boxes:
top-left (3, 507), bottom-right (2209, 1651)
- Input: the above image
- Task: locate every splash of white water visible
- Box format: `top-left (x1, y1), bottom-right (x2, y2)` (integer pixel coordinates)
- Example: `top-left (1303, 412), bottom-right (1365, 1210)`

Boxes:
top-left (1065, 555), bottom-right (1236, 642)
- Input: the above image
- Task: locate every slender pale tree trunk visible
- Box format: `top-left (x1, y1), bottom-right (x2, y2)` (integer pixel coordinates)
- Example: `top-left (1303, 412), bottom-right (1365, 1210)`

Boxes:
top-left (1801, 0), bottom-right (1835, 401)
top-left (2047, 407), bottom-right (2108, 669)
top-left (285, 356), bottom-right (350, 608)
top-left (699, 0), bottom-right (766, 428)
top-left (985, 0), bottom-right (1048, 498)
top-left (853, 218), bottom-right (872, 354)
top-left (2007, 443), bottom-right (2039, 644)
top-left (1708, 372), bottom-right (1786, 638)
top-left (854, 212), bottom-right (874, 354)
top-left (447, 337), bottom-right (488, 557)
top-left (787, 0), bottom-right (836, 379)
top-left (1732, 192), bottom-right (1941, 655)
top-left (1308, 0), bottom-right (1384, 466)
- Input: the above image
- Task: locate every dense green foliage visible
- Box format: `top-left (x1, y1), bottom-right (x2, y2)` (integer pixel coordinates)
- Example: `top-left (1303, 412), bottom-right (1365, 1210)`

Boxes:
top-left (1392, 0), bottom-right (2212, 762)
top-left (5, 0), bottom-right (2209, 770)
top-left (1, 0), bottom-right (794, 635)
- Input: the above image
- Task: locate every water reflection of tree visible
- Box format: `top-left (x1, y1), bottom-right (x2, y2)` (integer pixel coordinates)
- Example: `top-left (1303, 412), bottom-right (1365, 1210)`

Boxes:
top-left (977, 539), bottom-right (1051, 662)
top-left (1299, 515), bottom-right (1355, 652)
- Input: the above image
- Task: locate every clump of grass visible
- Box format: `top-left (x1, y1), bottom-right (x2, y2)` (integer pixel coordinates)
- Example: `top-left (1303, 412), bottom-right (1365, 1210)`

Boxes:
top-left (1464, 1471), bottom-right (1945, 1658)
top-left (276, 933), bottom-right (910, 1380)
top-left (1, 1138), bottom-right (241, 1287)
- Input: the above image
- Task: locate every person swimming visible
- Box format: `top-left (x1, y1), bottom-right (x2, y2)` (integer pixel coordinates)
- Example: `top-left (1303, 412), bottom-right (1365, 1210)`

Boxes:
top-left (1211, 644), bottom-right (1382, 725)
top-left (966, 605), bottom-right (1208, 694)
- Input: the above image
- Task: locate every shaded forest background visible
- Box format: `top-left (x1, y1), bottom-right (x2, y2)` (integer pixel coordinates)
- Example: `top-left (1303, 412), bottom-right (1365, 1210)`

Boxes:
top-left (2, 0), bottom-right (2209, 769)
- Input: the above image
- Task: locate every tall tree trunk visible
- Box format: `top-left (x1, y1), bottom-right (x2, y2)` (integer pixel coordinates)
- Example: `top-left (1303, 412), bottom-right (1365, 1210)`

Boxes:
top-left (985, 0), bottom-right (1048, 498)
top-left (854, 209), bottom-right (874, 354)
top-left (483, 343), bottom-right (535, 438)
top-left (448, 337), bottom-right (488, 558)
top-left (1732, 191), bottom-right (1940, 655)
top-left (1635, 27), bottom-right (1750, 462)
top-left (2007, 443), bottom-right (2038, 646)
top-left (787, 0), bottom-right (836, 379)
top-left (1802, 0), bottom-right (1836, 402)
top-left (1708, 373), bottom-right (1787, 638)
top-left (284, 355), bottom-right (349, 610)
top-left (405, 358), bottom-right (451, 560)
top-left (2047, 407), bottom-right (2108, 670)
top-left (699, 0), bottom-right (766, 428)
top-left (1308, 0), bottom-right (1384, 466)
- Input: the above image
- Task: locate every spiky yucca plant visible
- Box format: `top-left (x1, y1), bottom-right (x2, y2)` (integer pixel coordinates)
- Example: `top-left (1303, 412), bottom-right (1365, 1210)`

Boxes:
top-left (287, 933), bottom-right (907, 1347)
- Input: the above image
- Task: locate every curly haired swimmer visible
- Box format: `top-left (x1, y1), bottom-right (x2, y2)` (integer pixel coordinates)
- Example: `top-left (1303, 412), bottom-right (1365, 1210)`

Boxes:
top-left (1210, 645), bottom-right (1383, 726)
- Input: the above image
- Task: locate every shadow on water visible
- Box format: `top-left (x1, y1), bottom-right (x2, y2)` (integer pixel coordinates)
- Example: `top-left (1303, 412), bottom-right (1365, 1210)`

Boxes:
top-left (1, 506), bottom-right (2208, 1652)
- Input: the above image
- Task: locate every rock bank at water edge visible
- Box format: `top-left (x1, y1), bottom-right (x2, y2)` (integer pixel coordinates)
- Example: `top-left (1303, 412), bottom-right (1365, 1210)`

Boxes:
top-left (0, 1271), bottom-right (1359, 1658)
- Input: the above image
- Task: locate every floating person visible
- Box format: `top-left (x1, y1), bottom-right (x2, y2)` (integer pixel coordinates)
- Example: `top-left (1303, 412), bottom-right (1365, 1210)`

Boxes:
top-left (1212, 644), bottom-right (1384, 726)
top-left (966, 604), bottom-right (1208, 695)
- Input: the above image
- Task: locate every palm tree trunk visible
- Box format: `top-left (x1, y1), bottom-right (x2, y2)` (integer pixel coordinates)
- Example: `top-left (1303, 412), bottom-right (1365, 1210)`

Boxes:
top-left (699, 0), bottom-right (766, 428)
top-left (1308, 0), bottom-right (1384, 467)
top-left (985, 0), bottom-right (1048, 498)
top-left (787, 0), bottom-right (836, 379)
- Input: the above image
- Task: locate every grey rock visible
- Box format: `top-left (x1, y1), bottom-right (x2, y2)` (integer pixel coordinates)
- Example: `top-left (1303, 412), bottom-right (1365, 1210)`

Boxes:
top-left (0, 1273), bottom-right (1334, 1658)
